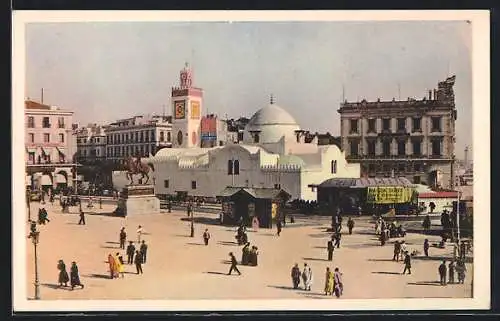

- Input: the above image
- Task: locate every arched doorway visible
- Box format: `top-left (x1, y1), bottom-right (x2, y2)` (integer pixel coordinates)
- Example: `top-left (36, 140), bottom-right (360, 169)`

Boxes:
top-left (39, 171), bottom-right (53, 194)
top-left (55, 170), bottom-right (68, 192)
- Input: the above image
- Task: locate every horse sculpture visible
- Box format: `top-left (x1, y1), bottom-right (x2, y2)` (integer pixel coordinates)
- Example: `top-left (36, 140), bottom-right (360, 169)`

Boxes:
top-left (125, 156), bottom-right (154, 185)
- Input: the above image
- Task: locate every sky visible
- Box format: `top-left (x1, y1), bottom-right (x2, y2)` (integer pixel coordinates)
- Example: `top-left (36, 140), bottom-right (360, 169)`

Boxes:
top-left (25, 21), bottom-right (472, 159)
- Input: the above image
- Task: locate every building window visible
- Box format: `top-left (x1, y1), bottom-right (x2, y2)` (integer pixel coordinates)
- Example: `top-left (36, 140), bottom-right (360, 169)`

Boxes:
top-left (42, 117), bottom-right (50, 128)
top-left (228, 160), bottom-right (233, 175)
top-left (191, 181), bottom-right (197, 189)
top-left (151, 130), bottom-right (155, 141)
top-left (135, 132), bottom-right (139, 142)
top-left (412, 141), bottom-right (421, 155)
top-left (431, 139), bottom-right (441, 156)
top-left (28, 152), bottom-right (35, 163)
top-left (140, 145), bottom-right (144, 156)
top-left (349, 119), bottom-right (359, 134)
top-left (253, 133), bottom-right (260, 143)
top-left (398, 163), bottom-right (406, 172)
top-left (431, 117), bottom-right (442, 132)
top-left (140, 131), bottom-right (144, 142)
top-left (167, 132), bottom-right (171, 142)
top-left (164, 180), bottom-right (169, 188)
top-left (367, 140), bottom-right (376, 156)
top-left (397, 118), bottom-right (406, 131)
top-left (27, 116), bottom-right (35, 128)
top-left (414, 163), bottom-right (422, 172)
top-left (59, 133), bottom-right (64, 143)
top-left (349, 141), bottom-right (359, 156)
top-left (382, 141), bottom-right (391, 156)
top-left (331, 160), bottom-right (337, 174)
top-left (58, 117), bottom-right (65, 128)
top-left (29, 133), bottom-right (34, 143)
top-left (412, 117), bottom-right (422, 132)
top-left (146, 144), bottom-right (149, 155)
top-left (151, 144), bottom-right (156, 155)
top-left (368, 163), bottom-right (376, 173)
top-left (382, 118), bottom-right (391, 131)
top-left (367, 119), bottom-right (376, 133)
top-left (413, 176), bottom-right (421, 184)
top-left (145, 131), bottom-right (149, 142)
top-left (274, 184), bottom-right (281, 189)
top-left (397, 141), bottom-right (406, 156)
top-left (160, 131), bottom-right (164, 142)
top-left (43, 133), bottom-right (50, 143)
top-left (234, 160), bottom-right (240, 175)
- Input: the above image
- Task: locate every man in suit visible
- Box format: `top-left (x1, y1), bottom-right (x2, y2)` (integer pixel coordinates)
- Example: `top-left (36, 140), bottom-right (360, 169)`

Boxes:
top-left (227, 252), bottom-right (241, 275)
top-left (126, 241), bottom-right (135, 264)
top-left (140, 240), bottom-right (148, 264)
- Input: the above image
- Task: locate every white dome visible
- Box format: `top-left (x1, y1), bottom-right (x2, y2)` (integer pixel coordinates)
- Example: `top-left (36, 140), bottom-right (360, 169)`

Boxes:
top-left (243, 103), bottom-right (301, 144)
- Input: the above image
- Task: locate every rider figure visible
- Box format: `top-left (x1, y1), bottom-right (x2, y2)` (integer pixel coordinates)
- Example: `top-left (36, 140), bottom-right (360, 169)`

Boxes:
top-left (135, 155), bottom-right (141, 170)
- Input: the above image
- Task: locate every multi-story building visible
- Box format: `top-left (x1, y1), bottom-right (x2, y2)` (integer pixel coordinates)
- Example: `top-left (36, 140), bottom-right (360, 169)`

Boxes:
top-left (25, 100), bottom-right (76, 190)
top-left (338, 76), bottom-right (458, 189)
top-left (200, 114), bottom-right (230, 147)
top-left (74, 124), bottom-right (107, 163)
top-left (105, 114), bottom-right (172, 164)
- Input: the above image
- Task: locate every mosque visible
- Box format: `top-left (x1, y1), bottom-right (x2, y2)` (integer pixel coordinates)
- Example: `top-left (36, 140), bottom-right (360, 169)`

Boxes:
top-left (141, 64), bottom-right (361, 202)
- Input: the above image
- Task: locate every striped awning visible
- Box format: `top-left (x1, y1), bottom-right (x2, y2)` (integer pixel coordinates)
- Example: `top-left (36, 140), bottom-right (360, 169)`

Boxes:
top-left (55, 173), bottom-right (67, 183)
top-left (56, 147), bottom-right (65, 156)
top-left (40, 174), bottom-right (52, 186)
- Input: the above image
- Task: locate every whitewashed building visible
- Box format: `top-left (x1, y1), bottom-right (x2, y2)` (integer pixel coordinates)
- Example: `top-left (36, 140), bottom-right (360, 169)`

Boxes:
top-left (142, 86), bottom-right (360, 201)
top-left (75, 124), bottom-right (107, 162)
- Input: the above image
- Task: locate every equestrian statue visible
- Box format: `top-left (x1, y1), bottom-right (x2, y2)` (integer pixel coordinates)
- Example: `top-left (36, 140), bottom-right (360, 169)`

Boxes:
top-left (125, 156), bottom-right (154, 185)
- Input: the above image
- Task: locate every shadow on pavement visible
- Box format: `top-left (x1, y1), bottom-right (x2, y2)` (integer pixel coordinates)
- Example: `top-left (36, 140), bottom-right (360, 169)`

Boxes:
top-left (407, 281), bottom-right (443, 287)
top-left (267, 285), bottom-right (298, 291)
top-left (303, 257), bottom-right (329, 262)
top-left (41, 283), bottom-right (73, 291)
top-left (180, 216), bottom-right (220, 226)
top-left (217, 241), bottom-right (239, 246)
top-left (100, 245), bottom-right (120, 249)
top-left (412, 256), bottom-right (473, 264)
top-left (173, 234), bottom-right (192, 238)
top-left (84, 273), bottom-right (111, 279)
top-left (186, 242), bottom-right (205, 246)
top-left (105, 241), bottom-right (120, 245)
top-left (368, 258), bottom-right (396, 262)
top-left (372, 271), bottom-right (401, 275)
top-left (313, 246), bottom-right (327, 249)
top-left (204, 271), bottom-right (228, 276)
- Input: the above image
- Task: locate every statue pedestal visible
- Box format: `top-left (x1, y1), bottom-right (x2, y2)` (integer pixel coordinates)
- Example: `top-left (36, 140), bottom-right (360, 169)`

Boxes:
top-left (115, 185), bottom-right (160, 216)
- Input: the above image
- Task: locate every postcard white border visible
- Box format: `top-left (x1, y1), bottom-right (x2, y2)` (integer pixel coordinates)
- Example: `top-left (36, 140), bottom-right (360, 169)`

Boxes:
top-left (12, 10), bottom-right (490, 312)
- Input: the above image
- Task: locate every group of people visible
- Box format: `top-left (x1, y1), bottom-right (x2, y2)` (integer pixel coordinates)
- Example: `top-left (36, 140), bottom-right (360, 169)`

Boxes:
top-left (37, 207), bottom-right (50, 225)
top-left (438, 259), bottom-right (467, 285)
top-left (241, 242), bottom-right (259, 266)
top-left (125, 239), bottom-right (148, 274)
top-left (235, 225), bottom-right (249, 245)
top-left (290, 263), bottom-right (344, 298)
top-left (57, 259), bottom-right (84, 290)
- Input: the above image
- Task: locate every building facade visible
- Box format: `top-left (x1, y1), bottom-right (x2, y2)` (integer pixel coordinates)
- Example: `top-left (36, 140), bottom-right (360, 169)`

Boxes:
top-left (105, 114), bottom-right (172, 164)
top-left (200, 114), bottom-right (230, 147)
top-left (338, 76), bottom-right (458, 189)
top-left (75, 124), bottom-right (107, 162)
top-left (25, 100), bottom-right (76, 190)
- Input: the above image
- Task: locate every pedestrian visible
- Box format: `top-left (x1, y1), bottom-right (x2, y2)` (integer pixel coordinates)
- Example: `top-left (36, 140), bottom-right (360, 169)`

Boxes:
top-left (78, 210), bottom-right (86, 225)
top-left (119, 227), bottom-right (127, 250)
top-left (203, 228), bottom-right (211, 246)
top-left (252, 216), bottom-right (259, 231)
top-left (422, 215), bottom-right (431, 232)
top-left (70, 261), bottom-right (84, 290)
top-left (187, 202), bottom-right (192, 217)
top-left (393, 240), bottom-right (401, 261)
top-left (439, 260), bottom-right (447, 285)
top-left (456, 259), bottom-right (467, 284)
top-left (137, 225), bottom-right (143, 243)
top-left (227, 252), bottom-right (241, 275)
top-left (99, 197), bottom-right (102, 209)
top-left (347, 217), bottom-right (355, 235)
top-left (241, 242), bottom-right (250, 265)
top-left (276, 220), bottom-right (282, 236)
top-left (140, 240), bottom-right (148, 264)
top-left (327, 238), bottom-right (334, 261)
top-left (302, 263), bottom-right (313, 291)
top-left (334, 232), bottom-right (342, 248)
top-left (291, 263), bottom-right (301, 289)
top-left (115, 253), bottom-right (125, 278)
top-left (402, 251), bottom-right (412, 275)
top-left (324, 267), bottom-right (334, 296)
top-left (400, 241), bottom-right (407, 258)
top-left (57, 259), bottom-right (69, 287)
top-left (134, 250), bottom-right (143, 274)
top-left (107, 253), bottom-right (118, 279)
top-left (380, 232), bottom-right (386, 246)
top-left (333, 267), bottom-right (343, 298)
top-left (448, 260), bottom-right (455, 284)
top-left (423, 239), bottom-right (430, 257)
top-left (126, 241), bottom-right (135, 264)
top-left (460, 241), bottom-right (467, 260)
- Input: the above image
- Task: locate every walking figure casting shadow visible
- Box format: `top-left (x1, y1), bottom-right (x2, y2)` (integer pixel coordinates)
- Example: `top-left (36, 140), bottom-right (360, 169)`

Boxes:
top-left (125, 156), bottom-right (154, 185)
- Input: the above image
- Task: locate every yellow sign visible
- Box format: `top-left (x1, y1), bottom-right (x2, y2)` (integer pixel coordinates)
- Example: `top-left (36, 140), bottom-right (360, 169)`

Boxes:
top-left (174, 101), bottom-right (186, 119)
top-left (271, 203), bottom-right (277, 219)
top-left (367, 187), bottom-right (414, 204)
top-left (190, 101), bottom-right (200, 119)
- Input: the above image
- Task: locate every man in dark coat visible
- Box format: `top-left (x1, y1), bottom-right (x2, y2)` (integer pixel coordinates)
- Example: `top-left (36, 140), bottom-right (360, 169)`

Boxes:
top-left (203, 229), bottom-right (211, 246)
top-left (78, 210), bottom-right (86, 225)
top-left (327, 238), bottom-right (334, 261)
top-left (227, 252), bottom-right (241, 275)
top-left (347, 217), bottom-right (355, 235)
top-left (393, 240), bottom-right (401, 261)
top-left (119, 228), bottom-right (127, 250)
top-left (134, 250), bottom-right (143, 274)
top-left (126, 241), bottom-right (135, 264)
top-left (423, 239), bottom-right (430, 257)
top-left (70, 261), bottom-right (84, 290)
top-left (276, 220), bottom-right (282, 236)
top-left (402, 251), bottom-right (412, 275)
top-left (140, 240), bottom-right (148, 264)
top-left (334, 232), bottom-right (342, 248)
top-left (439, 260), bottom-right (447, 285)
top-left (448, 260), bottom-right (455, 284)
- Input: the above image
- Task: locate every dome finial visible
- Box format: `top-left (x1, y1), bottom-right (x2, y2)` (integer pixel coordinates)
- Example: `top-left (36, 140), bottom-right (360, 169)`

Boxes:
top-left (270, 94), bottom-right (275, 105)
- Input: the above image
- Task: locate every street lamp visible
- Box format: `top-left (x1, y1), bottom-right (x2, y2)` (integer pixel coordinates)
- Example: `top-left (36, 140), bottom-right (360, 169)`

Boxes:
top-left (190, 204), bottom-right (195, 237)
top-left (31, 230), bottom-right (40, 300)
top-left (26, 188), bottom-right (31, 222)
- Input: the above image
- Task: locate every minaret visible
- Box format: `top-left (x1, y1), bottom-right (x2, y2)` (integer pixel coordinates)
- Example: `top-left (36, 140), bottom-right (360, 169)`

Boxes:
top-left (171, 63), bottom-right (203, 148)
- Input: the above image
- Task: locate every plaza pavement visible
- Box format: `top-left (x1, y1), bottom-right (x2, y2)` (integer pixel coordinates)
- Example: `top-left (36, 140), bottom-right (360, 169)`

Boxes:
top-left (24, 201), bottom-right (472, 300)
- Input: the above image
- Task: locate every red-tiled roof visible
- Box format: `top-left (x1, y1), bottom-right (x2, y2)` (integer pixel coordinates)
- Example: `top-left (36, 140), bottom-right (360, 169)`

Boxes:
top-left (25, 100), bottom-right (51, 110)
top-left (418, 192), bottom-right (459, 198)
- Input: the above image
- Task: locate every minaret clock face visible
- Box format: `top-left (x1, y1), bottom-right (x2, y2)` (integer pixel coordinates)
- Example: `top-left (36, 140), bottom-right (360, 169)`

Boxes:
top-left (174, 101), bottom-right (186, 119)
top-left (177, 130), bottom-right (183, 145)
